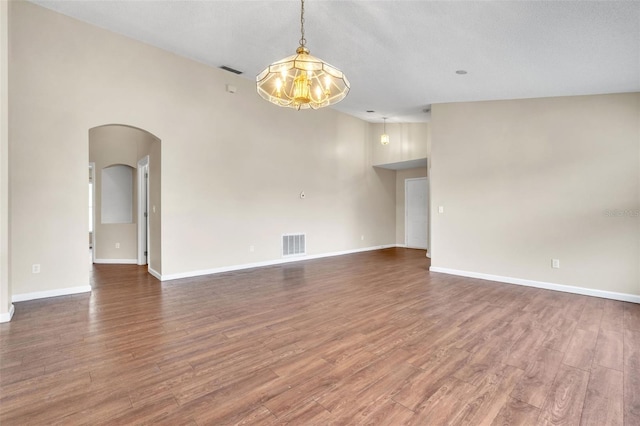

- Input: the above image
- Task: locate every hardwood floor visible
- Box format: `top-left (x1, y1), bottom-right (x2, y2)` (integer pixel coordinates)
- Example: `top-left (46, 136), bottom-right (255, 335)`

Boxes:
top-left (1, 248), bottom-right (638, 425)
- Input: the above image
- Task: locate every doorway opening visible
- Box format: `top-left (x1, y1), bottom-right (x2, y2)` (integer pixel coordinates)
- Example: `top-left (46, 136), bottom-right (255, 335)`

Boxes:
top-left (88, 124), bottom-right (161, 276)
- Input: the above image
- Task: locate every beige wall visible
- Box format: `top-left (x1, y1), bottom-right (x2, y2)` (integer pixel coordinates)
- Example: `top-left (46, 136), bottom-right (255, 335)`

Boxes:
top-left (395, 168), bottom-right (428, 246)
top-left (430, 93), bottom-right (640, 296)
top-left (372, 123), bottom-right (430, 167)
top-left (89, 125), bottom-right (158, 262)
top-left (0, 0), bottom-right (11, 319)
top-left (8, 1), bottom-right (396, 295)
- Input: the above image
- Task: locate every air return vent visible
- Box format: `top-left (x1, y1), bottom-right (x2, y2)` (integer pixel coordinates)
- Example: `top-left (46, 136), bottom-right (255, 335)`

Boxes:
top-left (282, 234), bottom-right (306, 257)
top-left (220, 65), bottom-right (243, 75)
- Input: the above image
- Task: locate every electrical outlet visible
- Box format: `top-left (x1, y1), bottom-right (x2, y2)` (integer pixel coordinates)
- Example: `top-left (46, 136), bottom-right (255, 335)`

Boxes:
top-left (115, 243), bottom-right (120, 249)
top-left (361, 235), bottom-right (365, 241)
top-left (249, 245), bottom-right (255, 252)
top-left (552, 259), bottom-right (560, 269)
top-left (32, 264), bottom-right (40, 274)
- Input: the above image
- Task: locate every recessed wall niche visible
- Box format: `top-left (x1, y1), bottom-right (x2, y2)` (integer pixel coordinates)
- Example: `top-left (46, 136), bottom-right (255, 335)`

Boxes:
top-left (101, 164), bottom-right (134, 224)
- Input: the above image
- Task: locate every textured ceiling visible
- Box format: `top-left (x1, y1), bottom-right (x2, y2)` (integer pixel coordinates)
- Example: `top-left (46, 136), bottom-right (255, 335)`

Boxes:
top-left (29, 1), bottom-right (640, 123)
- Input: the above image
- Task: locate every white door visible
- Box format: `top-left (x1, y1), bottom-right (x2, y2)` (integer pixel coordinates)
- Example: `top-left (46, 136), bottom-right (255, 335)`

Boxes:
top-left (137, 157), bottom-right (149, 265)
top-left (142, 164), bottom-right (148, 264)
top-left (405, 177), bottom-right (428, 249)
top-left (89, 163), bottom-right (95, 265)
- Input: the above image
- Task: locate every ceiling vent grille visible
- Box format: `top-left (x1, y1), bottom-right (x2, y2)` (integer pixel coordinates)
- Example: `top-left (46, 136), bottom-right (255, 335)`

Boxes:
top-left (282, 233), bottom-right (306, 257)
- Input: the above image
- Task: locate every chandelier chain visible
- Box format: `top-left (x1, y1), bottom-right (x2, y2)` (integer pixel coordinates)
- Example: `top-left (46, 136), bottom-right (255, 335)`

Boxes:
top-left (299, 0), bottom-right (306, 48)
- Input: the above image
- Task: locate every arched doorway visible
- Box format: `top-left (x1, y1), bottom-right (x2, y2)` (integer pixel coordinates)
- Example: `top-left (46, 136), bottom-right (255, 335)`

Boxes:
top-left (88, 124), bottom-right (161, 276)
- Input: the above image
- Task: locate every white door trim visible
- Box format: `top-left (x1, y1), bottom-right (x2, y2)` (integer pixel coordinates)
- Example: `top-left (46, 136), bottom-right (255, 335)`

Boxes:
top-left (137, 156), bottom-right (149, 266)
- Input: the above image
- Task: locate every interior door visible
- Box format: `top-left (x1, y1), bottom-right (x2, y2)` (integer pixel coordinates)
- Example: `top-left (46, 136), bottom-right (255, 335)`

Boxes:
top-left (406, 177), bottom-right (428, 249)
top-left (142, 164), bottom-right (148, 265)
top-left (137, 157), bottom-right (149, 266)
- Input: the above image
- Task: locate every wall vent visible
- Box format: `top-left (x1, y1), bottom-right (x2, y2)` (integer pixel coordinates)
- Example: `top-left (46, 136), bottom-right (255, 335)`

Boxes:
top-left (220, 65), bottom-right (243, 75)
top-left (282, 233), bottom-right (306, 257)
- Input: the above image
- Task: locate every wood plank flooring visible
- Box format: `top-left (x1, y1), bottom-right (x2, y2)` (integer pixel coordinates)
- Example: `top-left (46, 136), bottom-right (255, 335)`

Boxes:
top-left (1, 248), bottom-right (639, 425)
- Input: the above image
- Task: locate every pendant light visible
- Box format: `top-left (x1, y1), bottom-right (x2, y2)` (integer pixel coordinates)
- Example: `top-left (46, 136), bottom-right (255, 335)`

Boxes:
top-left (256, 0), bottom-right (350, 110)
top-left (381, 118), bottom-right (390, 145)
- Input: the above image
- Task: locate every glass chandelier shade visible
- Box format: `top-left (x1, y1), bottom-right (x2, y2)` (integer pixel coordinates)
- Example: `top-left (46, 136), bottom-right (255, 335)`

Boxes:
top-left (256, 0), bottom-right (350, 110)
top-left (381, 118), bottom-right (390, 145)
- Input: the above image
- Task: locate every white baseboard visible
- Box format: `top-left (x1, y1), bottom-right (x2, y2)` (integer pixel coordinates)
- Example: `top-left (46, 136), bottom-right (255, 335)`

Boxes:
top-left (148, 267), bottom-right (161, 280)
top-left (94, 258), bottom-right (138, 264)
top-left (159, 244), bottom-right (399, 281)
top-left (12, 285), bottom-right (92, 303)
top-left (429, 266), bottom-right (640, 304)
top-left (0, 304), bottom-right (15, 323)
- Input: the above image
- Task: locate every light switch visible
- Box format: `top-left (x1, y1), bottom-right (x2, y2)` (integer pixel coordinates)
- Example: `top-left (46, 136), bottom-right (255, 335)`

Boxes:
top-left (438, 206), bottom-right (444, 214)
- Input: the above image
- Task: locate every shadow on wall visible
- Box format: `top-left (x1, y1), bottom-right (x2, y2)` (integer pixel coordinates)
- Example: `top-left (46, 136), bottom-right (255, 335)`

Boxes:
top-left (88, 124), bottom-right (161, 274)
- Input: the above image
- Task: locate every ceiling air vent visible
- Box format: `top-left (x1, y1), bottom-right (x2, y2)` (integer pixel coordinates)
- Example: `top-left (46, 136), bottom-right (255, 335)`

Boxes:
top-left (282, 234), bottom-right (306, 257)
top-left (220, 65), bottom-right (243, 75)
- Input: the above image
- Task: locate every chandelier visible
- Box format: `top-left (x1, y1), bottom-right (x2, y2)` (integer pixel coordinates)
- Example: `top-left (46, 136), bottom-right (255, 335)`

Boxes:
top-left (256, 0), bottom-right (350, 110)
top-left (381, 117), bottom-right (389, 145)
